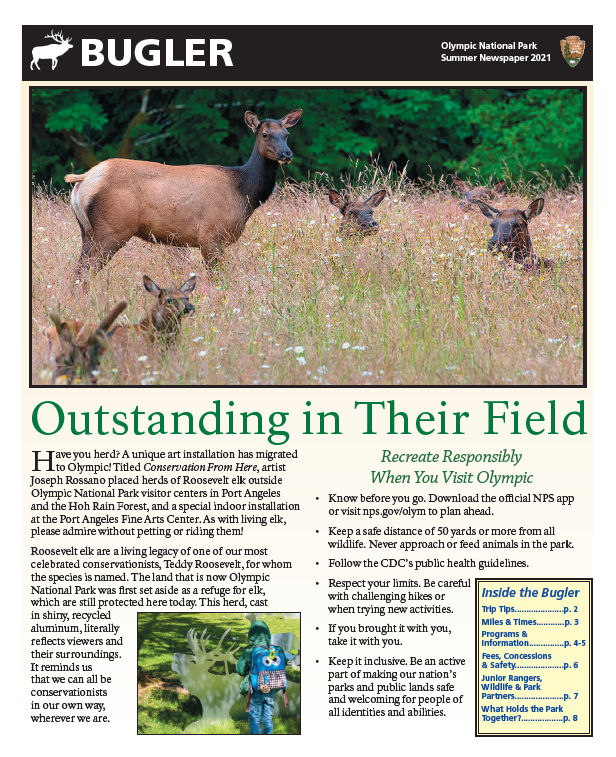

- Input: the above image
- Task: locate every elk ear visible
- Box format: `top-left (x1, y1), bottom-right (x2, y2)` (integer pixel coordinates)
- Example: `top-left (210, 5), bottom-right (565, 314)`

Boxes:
top-left (493, 179), bottom-right (506, 194)
top-left (474, 200), bottom-right (499, 220)
top-left (49, 313), bottom-right (64, 331)
top-left (98, 300), bottom-right (127, 333)
top-left (365, 190), bottom-right (387, 208)
top-left (280, 109), bottom-right (303, 128)
top-left (525, 198), bottom-right (544, 220)
top-left (452, 178), bottom-right (467, 191)
top-left (58, 322), bottom-right (73, 343)
top-left (143, 275), bottom-right (162, 297)
top-left (245, 111), bottom-right (260, 133)
top-left (180, 275), bottom-right (197, 294)
top-left (329, 189), bottom-right (345, 210)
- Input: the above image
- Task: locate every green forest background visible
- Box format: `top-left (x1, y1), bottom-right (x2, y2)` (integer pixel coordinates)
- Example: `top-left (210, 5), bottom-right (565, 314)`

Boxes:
top-left (31, 87), bottom-right (584, 189)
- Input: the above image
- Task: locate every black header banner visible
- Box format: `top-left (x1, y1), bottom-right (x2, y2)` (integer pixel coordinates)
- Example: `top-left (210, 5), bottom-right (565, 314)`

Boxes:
top-left (23, 25), bottom-right (592, 82)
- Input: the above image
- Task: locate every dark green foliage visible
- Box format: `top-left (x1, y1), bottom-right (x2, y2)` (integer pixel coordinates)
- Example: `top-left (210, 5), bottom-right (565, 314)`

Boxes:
top-left (452, 89), bottom-right (583, 184)
top-left (31, 87), bottom-right (583, 191)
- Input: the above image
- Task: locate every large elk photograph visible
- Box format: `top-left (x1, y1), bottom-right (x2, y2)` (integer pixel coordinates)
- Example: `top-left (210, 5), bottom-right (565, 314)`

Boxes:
top-left (30, 87), bottom-right (584, 386)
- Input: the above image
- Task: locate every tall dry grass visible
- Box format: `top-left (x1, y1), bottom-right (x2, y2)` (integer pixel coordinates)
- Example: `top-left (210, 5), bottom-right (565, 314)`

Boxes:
top-left (31, 173), bottom-right (584, 386)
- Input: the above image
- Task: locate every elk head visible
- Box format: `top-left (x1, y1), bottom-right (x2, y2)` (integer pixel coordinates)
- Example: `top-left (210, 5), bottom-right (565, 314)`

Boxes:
top-left (245, 110), bottom-right (303, 165)
top-left (329, 189), bottom-right (387, 235)
top-left (142, 274), bottom-right (197, 337)
top-left (453, 178), bottom-right (506, 208)
top-left (475, 198), bottom-right (545, 265)
top-left (45, 300), bottom-right (127, 385)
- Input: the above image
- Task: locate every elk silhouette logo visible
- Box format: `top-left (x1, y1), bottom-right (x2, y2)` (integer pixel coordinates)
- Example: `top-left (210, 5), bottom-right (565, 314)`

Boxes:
top-left (31, 30), bottom-right (73, 70)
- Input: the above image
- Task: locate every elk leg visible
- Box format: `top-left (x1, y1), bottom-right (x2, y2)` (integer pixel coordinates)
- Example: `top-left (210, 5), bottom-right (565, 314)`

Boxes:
top-left (73, 237), bottom-right (129, 288)
top-left (72, 217), bottom-right (135, 287)
top-left (198, 240), bottom-right (225, 269)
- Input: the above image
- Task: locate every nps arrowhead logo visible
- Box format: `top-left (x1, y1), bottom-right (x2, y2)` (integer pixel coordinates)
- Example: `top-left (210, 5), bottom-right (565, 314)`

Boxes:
top-left (560, 36), bottom-right (585, 68)
top-left (30, 30), bottom-right (73, 71)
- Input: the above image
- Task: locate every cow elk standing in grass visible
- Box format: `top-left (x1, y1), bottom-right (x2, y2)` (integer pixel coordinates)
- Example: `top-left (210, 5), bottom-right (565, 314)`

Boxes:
top-left (65, 110), bottom-right (303, 288)
top-left (475, 198), bottom-right (545, 268)
top-left (329, 189), bottom-right (387, 235)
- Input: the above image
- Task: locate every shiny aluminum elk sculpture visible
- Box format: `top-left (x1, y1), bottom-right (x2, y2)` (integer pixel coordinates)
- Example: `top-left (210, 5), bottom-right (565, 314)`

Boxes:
top-left (172, 628), bottom-right (241, 729)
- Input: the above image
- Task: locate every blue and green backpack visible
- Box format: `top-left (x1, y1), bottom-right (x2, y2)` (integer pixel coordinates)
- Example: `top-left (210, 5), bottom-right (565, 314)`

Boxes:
top-left (249, 644), bottom-right (288, 693)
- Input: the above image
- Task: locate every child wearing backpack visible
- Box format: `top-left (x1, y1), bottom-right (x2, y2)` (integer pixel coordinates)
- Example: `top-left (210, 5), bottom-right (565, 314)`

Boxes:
top-left (236, 619), bottom-right (289, 734)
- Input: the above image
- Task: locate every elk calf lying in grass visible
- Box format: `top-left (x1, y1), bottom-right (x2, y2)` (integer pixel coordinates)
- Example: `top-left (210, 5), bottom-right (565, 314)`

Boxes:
top-left (453, 177), bottom-right (506, 209)
top-left (475, 198), bottom-right (545, 268)
top-left (124, 274), bottom-right (197, 343)
top-left (44, 301), bottom-right (127, 385)
top-left (329, 189), bottom-right (387, 235)
top-left (43, 275), bottom-right (197, 384)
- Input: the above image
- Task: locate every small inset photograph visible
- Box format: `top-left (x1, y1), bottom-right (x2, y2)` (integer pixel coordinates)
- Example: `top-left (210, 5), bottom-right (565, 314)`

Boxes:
top-left (137, 612), bottom-right (300, 734)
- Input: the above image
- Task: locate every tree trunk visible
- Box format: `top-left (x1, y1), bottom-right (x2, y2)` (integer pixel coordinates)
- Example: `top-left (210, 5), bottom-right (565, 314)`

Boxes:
top-left (116, 90), bottom-right (151, 160)
top-left (63, 129), bottom-right (100, 169)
